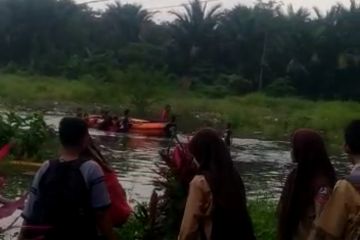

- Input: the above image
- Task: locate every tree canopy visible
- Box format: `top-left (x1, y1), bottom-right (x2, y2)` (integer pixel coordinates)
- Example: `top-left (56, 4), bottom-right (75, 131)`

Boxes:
top-left (1, 0), bottom-right (360, 99)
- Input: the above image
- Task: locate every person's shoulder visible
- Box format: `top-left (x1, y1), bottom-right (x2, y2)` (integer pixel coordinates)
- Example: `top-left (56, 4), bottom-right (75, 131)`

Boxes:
top-left (190, 175), bottom-right (210, 192)
top-left (80, 160), bottom-right (105, 179)
top-left (38, 160), bottom-right (50, 174)
top-left (332, 179), bottom-right (356, 197)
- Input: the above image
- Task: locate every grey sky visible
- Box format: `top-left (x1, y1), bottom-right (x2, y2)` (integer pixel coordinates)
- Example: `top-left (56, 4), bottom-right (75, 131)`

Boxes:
top-left (77, 0), bottom-right (350, 21)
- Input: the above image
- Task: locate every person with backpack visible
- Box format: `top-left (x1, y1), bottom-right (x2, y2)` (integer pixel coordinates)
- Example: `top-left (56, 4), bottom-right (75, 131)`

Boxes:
top-left (19, 117), bottom-right (117, 240)
top-left (310, 120), bottom-right (360, 240)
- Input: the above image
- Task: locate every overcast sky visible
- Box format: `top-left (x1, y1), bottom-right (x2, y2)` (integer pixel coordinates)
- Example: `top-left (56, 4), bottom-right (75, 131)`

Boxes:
top-left (76, 0), bottom-right (350, 21)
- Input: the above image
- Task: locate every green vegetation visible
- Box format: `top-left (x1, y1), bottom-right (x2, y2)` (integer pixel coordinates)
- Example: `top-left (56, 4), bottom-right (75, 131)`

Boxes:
top-left (0, 112), bottom-right (53, 160)
top-left (0, 0), bottom-right (360, 100)
top-left (0, 73), bottom-right (356, 150)
top-left (117, 201), bottom-right (277, 240)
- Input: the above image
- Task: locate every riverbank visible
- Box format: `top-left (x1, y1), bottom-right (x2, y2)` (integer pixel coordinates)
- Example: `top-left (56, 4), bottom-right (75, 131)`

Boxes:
top-left (117, 200), bottom-right (277, 240)
top-left (0, 73), bottom-right (358, 150)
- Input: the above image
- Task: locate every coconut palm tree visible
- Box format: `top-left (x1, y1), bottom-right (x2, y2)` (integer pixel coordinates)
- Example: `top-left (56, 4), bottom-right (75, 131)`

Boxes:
top-left (168, 0), bottom-right (222, 74)
top-left (101, 1), bottom-right (153, 45)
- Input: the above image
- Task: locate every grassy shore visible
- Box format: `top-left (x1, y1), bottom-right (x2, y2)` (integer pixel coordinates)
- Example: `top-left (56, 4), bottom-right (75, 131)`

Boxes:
top-left (117, 200), bottom-right (277, 240)
top-left (0, 73), bottom-right (358, 149)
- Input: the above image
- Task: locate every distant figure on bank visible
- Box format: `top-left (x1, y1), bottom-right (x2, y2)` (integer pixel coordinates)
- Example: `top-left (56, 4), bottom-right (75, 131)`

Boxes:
top-left (277, 129), bottom-right (336, 240)
top-left (161, 104), bottom-right (171, 122)
top-left (224, 123), bottom-right (232, 147)
top-left (310, 120), bottom-right (360, 239)
top-left (178, 128), bottom-right (255, 240)
top-left (164, 115), bottom-right (177, 138)
top-left (19, 118), bottom-right (117, 240)
top-left (76, 107), bottom-right (83, 118)
top-left (120, 109), bottom-right (131, 133)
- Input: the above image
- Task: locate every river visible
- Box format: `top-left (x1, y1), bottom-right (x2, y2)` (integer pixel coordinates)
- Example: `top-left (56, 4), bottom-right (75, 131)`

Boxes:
top-left (0, 115), bottom-right (352, 238)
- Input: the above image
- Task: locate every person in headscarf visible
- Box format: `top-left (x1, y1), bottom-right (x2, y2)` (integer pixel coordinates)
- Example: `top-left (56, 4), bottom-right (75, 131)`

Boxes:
top-left (178, 128), bottom-right (255, 240)
top-left (277, 129), bottom-right (336, 240)
top-left (310, 120), bottom-right (360, 240)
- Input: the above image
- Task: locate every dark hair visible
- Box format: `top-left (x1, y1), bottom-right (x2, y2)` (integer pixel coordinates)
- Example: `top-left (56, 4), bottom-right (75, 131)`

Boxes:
top-left (226, 122), bottom-right (231, 128)
top-left (189, 128), bottom-right (255, 240)
top-left (278, 129), bottom-right (336, 240)
top-left (345, 120), bottom-right (360, 154)
top-left (59, 117), bottom-right (89, 149)
top-left (171, 115), bottom-right (176, 122)
top-left (124, 109), bottom-right (130, 116)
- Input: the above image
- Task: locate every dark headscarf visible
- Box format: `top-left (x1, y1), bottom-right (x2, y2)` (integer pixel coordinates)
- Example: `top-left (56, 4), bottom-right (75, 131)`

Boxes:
top-left (277, 129), bottom-right (336, 240)
top-left (189, 128), bottom-right (255, 240)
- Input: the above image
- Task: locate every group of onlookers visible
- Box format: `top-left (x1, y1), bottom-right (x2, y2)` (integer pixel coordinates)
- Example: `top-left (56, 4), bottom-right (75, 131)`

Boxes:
top-left (17, 117), bottom-right (359, 240)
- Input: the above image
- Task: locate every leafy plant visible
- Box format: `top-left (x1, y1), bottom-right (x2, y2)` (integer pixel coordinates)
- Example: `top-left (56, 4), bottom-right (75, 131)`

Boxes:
top-left (0, 112), bottom-right (52, 160)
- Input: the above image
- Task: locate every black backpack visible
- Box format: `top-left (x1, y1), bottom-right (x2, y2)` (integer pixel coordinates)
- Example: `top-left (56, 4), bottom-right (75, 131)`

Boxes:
top-left (32, 158), bottom-right (98, 240)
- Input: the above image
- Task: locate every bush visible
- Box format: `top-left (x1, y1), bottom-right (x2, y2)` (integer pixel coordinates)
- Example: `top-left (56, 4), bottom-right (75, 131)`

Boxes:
top-left (265, 78), bottom-right (296, 97)
top-left (217, 74), bottom-right (253, 95)
top-left (0, 112), bottom-right (52, 160)
top-left (200, 85), bottom-right (230, 99)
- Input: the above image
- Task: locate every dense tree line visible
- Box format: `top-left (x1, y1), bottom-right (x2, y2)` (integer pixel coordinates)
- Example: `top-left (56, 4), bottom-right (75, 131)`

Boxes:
top-left (1, 0), bottom-right (360, 99)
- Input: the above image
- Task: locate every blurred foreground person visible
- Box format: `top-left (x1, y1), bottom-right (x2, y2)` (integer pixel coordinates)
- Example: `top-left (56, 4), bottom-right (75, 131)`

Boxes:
top-left (310, 121), bottom-right (360, 240)
top-left (179, 128), bottom-right (255, 240)
top-left (277, 129), bottom-right (336, 240)
top-left (19, 117), bottom-right (117, 240)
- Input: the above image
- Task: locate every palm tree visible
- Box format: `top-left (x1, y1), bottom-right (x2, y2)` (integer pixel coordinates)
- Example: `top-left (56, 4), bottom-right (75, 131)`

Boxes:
top-left (101, 2), bottom-right (153, 44)
top-left (169, 0), bottom-right (222, 69)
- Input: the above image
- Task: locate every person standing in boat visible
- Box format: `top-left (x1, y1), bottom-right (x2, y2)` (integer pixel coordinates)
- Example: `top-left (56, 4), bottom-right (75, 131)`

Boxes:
top-left (120, 109), bottom-right (131, 133)
top-left (19, 117), bottom-right (117, 240)
top-left (277, 129), bottom-right (336, 240)
top-left (178, 128), bottom-right (255, 240)
top-left (165, 115), bottom-right (177, 139)
top-left (224, 123), bottom-right (232, 147)
top-left (161, 104), bottom-right (171, 122)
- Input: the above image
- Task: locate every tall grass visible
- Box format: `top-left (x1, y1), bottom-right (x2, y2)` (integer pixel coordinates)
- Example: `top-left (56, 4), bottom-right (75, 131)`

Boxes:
top-left (0, 73), bottom-right (357, 148)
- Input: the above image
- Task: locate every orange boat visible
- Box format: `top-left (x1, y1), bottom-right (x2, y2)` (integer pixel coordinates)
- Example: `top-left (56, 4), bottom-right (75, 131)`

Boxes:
top-left (86, 117), bottom-right (167, 137)
top-left (129, 122), bottom-right (167, 137)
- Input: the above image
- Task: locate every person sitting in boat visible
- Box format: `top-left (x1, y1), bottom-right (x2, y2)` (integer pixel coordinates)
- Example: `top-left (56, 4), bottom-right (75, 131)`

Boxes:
top-left (109, 116), bottom-right (120, 132)
top-left (19, 117), bottom-right (117, 240)
top-left (165, 115), bottom-right (177, 138)
top-left (224, 123), bottom-right (232, 147)
top-left (119, 109), bottom-right (131, 133)
top-left (98, 115), bottom-right (112, 131)
top-left (161, 104), bottom-right (171, 122)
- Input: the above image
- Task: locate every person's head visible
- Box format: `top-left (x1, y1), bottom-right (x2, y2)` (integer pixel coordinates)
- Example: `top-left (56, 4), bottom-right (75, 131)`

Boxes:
top-left (189, 128), bottom-right (232, 172)
top-left (291, 129), bottom-right (329, 167)
top-left (112, 116), bottom-right (119, 124)
top-left (124, 109), bottom-right (130, 117)
top-left (278, 129), bottom-right (336, 240)
top-left (59, 117), bottom-right (89, 153)
top-left (170, 115), bottom-right (176, 123)
top-left (344, 120), bottom-right (360, 163)
top-left (226, 122), bottom-right (231, 129)
top-left (76, 107), bottom-right (83, 118)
